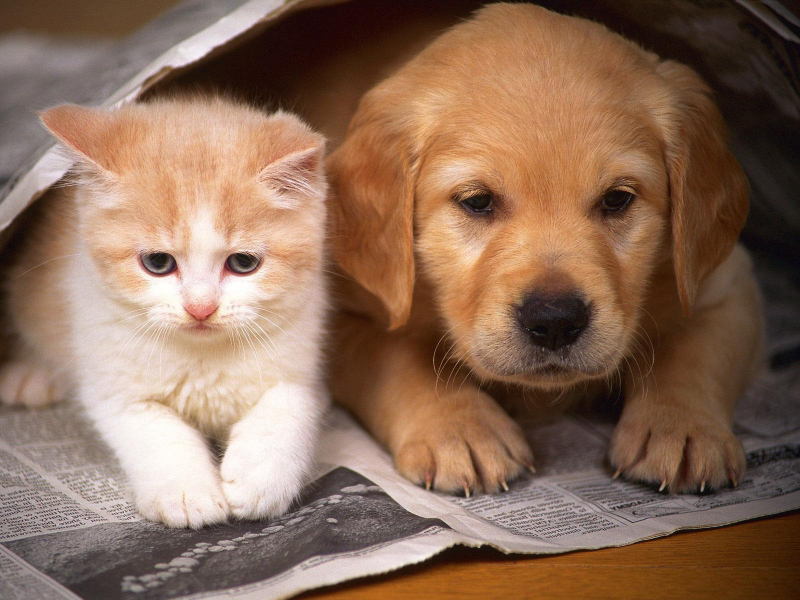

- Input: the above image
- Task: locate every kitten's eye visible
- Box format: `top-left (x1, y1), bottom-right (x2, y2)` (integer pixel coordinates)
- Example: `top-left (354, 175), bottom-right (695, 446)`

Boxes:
top-left (226, 253), bottom-right (261, 275)
top-left (141, 252), bottom-right (176, 276)
top-left (459, 192), bottom-right (494, 214)
top-left (601, 189), bottom-right (635, 214)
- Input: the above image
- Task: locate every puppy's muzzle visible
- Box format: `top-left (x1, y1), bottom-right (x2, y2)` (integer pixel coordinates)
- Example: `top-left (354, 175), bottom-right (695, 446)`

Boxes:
top-left (516, 292), bottom-right (589, 352)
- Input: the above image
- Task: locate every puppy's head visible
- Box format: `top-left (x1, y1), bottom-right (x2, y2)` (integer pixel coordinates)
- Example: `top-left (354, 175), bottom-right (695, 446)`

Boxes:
top-left (329, 4), bottom-right (748, 389)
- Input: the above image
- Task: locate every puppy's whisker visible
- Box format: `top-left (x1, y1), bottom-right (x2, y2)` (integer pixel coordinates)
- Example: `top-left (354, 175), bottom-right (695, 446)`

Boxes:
top-left (449, 351), bottom-right (473, 391)
top-left (637, 327), bottom-right (657, 378)
top-left (443, 331), bottom-right (476, 392)
top-left (456, 365), bottom-right (478, 394)
top-left (639, 307), bottom-right (661, 347)
top-left (432, 320), bottom-right (477, 383)
top-left (432, 331), bottom-right (452, 381)
top-left (432, 325), bottom-right (474, 397)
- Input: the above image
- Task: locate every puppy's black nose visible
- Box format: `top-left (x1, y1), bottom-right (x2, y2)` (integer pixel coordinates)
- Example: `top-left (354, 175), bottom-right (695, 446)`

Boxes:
top-left (517, 293), bottom-right (589, 351)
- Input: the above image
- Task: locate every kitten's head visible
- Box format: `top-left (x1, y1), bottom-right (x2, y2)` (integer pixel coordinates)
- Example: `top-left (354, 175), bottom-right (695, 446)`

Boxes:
top-left (40, 98), bottom-right (327, 340)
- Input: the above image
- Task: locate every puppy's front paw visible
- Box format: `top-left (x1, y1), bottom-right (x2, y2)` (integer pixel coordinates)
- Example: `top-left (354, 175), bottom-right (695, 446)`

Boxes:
top-left (221, 436), bottom-right (302, 521)
top-left (395, 391), bottom-right (533, 495)
top-left (134, 470), bottom-right (229, 529)
top-left (608, 403), bottom-right (746, 494)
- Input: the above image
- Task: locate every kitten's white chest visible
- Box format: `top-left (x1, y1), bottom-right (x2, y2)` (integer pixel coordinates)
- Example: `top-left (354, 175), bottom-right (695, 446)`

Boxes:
top-left (75, 310), bottom-right (276, 438)
top-left (157, 359), bottom-right (269, 438)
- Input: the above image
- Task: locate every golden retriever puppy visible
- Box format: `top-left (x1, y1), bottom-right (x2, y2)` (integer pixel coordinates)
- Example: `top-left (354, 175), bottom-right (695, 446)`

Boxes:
top-left (327, 3), bottom-right (763, 495)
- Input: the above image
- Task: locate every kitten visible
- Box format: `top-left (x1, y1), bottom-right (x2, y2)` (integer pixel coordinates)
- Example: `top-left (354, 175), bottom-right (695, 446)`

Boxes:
top-left (0, 97), bottom-right (329, 528)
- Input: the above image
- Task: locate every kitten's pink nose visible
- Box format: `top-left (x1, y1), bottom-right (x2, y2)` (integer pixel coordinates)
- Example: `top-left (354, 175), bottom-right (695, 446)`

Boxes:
top-left (185, 302), bottom-right (218, 321)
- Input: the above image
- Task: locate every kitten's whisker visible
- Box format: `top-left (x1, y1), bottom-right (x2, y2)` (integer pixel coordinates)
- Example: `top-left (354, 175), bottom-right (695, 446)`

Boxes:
top-left (240, 325), bottom-right (264, 393)
top-left (251, 305), bottom-right (290, 320)
top-left (250, 310), bottom-right (306, 361)
top-left (111, 308), bottom-right (151, 325)
top-left (146, 324), bottom-right (168, 376)
top-left (158, 325), bottom-right (173, 379)
top-left (247, 318), bottom-right (285, 359)
top-left (133, 319), bottom-right (161, 364)
top-left (245, 321), bottom-right (291, 383)
top-left (252, 308), bottom-right (294, 333)
top-left (318, 268), bottom-right (355, 281)
top-left (243, 320), bottom-right (293, 392)
top-left (116, 317), bottom-right (155, 361)
top-left (251, 309), bottom-right (303, 340)
top-left (225, 329), bottom-right (235, 354)
top-left (13, 253), bottom-right (81, 279)
top-left (145, 323), bottom-right (163, 374)
top-left (233, 328), bottom-right (246, 360)
top-left (242, 321), bottom-right (277, 360)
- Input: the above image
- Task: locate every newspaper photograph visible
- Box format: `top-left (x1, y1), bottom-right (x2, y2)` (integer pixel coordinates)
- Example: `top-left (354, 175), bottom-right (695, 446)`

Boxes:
top-left (1, 0), bottom-right (799, 598)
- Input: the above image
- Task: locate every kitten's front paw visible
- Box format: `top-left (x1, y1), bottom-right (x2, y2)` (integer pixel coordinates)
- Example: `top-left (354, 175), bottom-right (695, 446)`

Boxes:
top-left (221, 436), bottom-right (303, 521)
top-left (135, 474), bottom-right (229, 529)
top-left (0, 361), bottom-right (66, 407)
top-left (608, 402), bottom-right (746, 494)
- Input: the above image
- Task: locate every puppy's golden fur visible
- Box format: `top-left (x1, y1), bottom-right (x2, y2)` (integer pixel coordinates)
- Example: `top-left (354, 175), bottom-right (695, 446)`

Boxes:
top-left (328, 3), bottom-right (763, 494)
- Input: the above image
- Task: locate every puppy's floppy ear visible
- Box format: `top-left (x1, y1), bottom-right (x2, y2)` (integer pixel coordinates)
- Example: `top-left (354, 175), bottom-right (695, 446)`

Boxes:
top-left (327, 88), bottom-right (418, 330)
top-left (655, 61), bottom-right (749, 315)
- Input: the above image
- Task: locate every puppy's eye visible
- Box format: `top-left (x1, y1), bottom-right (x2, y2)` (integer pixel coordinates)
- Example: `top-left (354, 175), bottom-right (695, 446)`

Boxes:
top-left (141, 252), bottom-right (176, 276)
top-left (601, 189), bottom-right (635, 214)
top-left (459, 192), bottom-right (494, 214)
top-left (226, 253), bottom-right (261, 275)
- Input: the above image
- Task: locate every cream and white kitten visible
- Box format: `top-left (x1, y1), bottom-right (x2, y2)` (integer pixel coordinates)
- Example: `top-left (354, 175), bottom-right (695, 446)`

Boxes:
top-left (0, 98), bottom-right (329, 528)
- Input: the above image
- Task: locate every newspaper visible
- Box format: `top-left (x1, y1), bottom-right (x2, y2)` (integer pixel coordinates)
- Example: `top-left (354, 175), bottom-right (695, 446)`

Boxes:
top-left (1, 0), bottom-right (799, 598)
top-left (1, 384), bottom-right (799, 599)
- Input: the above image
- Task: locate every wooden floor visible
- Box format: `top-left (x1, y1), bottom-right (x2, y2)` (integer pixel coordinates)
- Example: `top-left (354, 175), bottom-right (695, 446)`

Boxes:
top-left (5, 1), bottom-right (799, 598)
top-left (303, 512), bottom-right (800, 599)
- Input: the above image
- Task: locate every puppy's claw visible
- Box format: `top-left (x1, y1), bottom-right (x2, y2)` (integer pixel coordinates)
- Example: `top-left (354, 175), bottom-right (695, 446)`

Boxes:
top-left (522, 460), bottom-right (536, 474)
top-left (424, 471), bottom-right (433, 491)
top-left (462, 481), bottom-right (472, 498)
top-left (727, 465), bottom-right (741, 488)
top-left (699, 480), bottom-right (706, 494)
top-left (500, 479), bottom-right (509, 492)
top-left (658, 480), bottom-right (668, 493)
top-left (612, 466), bottom-right (624, 480)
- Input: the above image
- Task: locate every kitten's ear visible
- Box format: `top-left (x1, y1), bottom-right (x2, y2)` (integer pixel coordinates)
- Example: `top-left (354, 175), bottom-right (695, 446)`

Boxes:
top-left (39, 104), bottom-right (118, 176)
top-left (258, 143), bottom-right (326, 206)
top-left (257, 112), bottom-right (327, 208)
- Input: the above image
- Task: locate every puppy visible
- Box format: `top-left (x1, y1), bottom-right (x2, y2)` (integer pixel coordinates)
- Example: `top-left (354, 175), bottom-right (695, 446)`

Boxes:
top-left (327, 3), bottom-right (763, 495)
